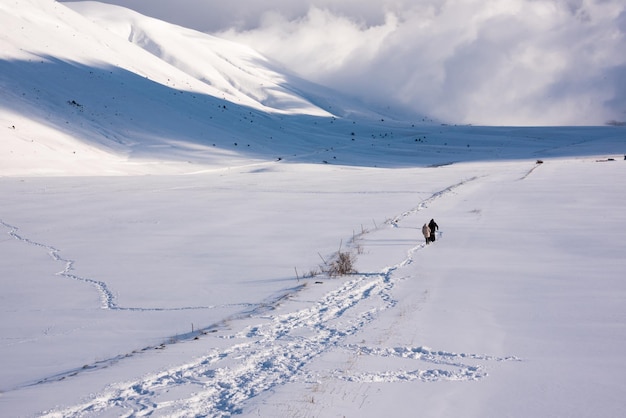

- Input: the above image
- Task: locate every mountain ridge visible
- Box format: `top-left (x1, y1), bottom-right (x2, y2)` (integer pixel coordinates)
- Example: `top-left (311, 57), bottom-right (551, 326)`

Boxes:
top-left (1, 0), bottom-right (427, 176)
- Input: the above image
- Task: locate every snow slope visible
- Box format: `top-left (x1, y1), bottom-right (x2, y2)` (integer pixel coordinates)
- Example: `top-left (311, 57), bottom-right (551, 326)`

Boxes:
top-left (1, 1), bottom-right (625, 417)
top-left (65, 1), bottom-right (350, 117)
top-left (0, 0), bottom-right (380, 177)
top-left (4, 0), bottom-right (445, 178)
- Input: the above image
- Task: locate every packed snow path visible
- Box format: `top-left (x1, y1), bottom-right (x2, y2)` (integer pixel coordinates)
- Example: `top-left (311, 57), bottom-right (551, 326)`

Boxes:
top-left (39, 178), bottom-right (519, 417)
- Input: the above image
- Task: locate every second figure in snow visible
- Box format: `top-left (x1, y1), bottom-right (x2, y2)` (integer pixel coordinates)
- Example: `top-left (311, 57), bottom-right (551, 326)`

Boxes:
top-left (428, 218), bottom-right (439, 243)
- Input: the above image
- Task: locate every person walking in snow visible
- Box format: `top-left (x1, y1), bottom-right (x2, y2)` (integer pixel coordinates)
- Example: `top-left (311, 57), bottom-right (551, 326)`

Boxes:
top-left (422, 223), bottom-right (431, 245)
top-left (428, 218), bottom-right (439, 242)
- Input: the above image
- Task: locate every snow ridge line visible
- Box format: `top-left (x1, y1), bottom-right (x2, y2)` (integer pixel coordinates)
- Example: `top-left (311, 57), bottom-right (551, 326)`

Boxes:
top-left (0, 219), bottom-right (249, 312)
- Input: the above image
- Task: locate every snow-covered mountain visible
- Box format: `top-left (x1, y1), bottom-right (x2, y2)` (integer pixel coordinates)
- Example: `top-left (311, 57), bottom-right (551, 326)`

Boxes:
top-left (1, 0), bottom-right (419, 176)
top-left (66, 1), bottom-right (344, 116)
top-left (5, 1), bottom-right (621, 179)
top-left (2, 2), bottom-right (625, 418)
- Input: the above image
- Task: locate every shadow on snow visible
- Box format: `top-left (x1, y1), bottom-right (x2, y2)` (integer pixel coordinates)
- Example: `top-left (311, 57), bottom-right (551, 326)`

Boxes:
top-left (1, 56), bottom-right (624, 170)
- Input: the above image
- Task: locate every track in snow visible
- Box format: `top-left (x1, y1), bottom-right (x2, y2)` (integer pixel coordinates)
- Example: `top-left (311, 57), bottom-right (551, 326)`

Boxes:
top-left (389, 176), bottom-right (479, 226)
top-left (0, 219), bottom-right (253, 313)
top-left (46, 249), bottom-right (515, 418)
top-left (39, 177), bottom-right (519, 417)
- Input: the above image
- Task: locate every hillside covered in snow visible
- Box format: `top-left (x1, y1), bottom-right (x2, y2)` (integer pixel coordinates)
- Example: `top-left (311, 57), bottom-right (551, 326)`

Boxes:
top-left (1, 0), bottom-right (431, 177)
top-left (1, 1), bottom-right (625, 417)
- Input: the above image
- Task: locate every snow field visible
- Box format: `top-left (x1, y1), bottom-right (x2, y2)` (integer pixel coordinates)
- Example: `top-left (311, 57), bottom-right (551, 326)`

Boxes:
top-left (1, 1), bottom-right (625, 416)
top-left (2, 156), bottom-right (624, 417)
top-left (239, 158), bottom-right (626, 418)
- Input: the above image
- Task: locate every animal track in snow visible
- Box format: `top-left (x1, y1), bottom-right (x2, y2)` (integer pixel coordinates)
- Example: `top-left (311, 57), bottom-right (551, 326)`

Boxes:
top-left (0, 219), bottom-right (253, 313)
top-left (1, 219), bottom-right (116, 309)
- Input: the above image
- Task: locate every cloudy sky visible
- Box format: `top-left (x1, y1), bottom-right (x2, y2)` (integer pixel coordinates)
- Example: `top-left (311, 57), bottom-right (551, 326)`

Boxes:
top-left (63, 0), bottom-right (626, 125)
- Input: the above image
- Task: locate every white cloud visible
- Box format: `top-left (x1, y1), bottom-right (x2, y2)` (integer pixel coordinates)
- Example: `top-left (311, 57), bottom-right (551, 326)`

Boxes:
top-left (62, 0), bottom-right (626, 125)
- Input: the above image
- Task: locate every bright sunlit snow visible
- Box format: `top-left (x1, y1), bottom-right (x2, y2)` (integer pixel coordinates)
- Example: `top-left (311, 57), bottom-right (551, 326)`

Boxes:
top-left (1, 1), bottom-right (625, 417)
top-left (59, 0), bottom-right (626, 126)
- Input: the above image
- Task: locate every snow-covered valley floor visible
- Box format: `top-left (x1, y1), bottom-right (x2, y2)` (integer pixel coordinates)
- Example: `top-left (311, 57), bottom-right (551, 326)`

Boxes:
top-left (1, 2), bottom-right (625, 416)
top-left (2, 147), bottom-right (625, 417)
